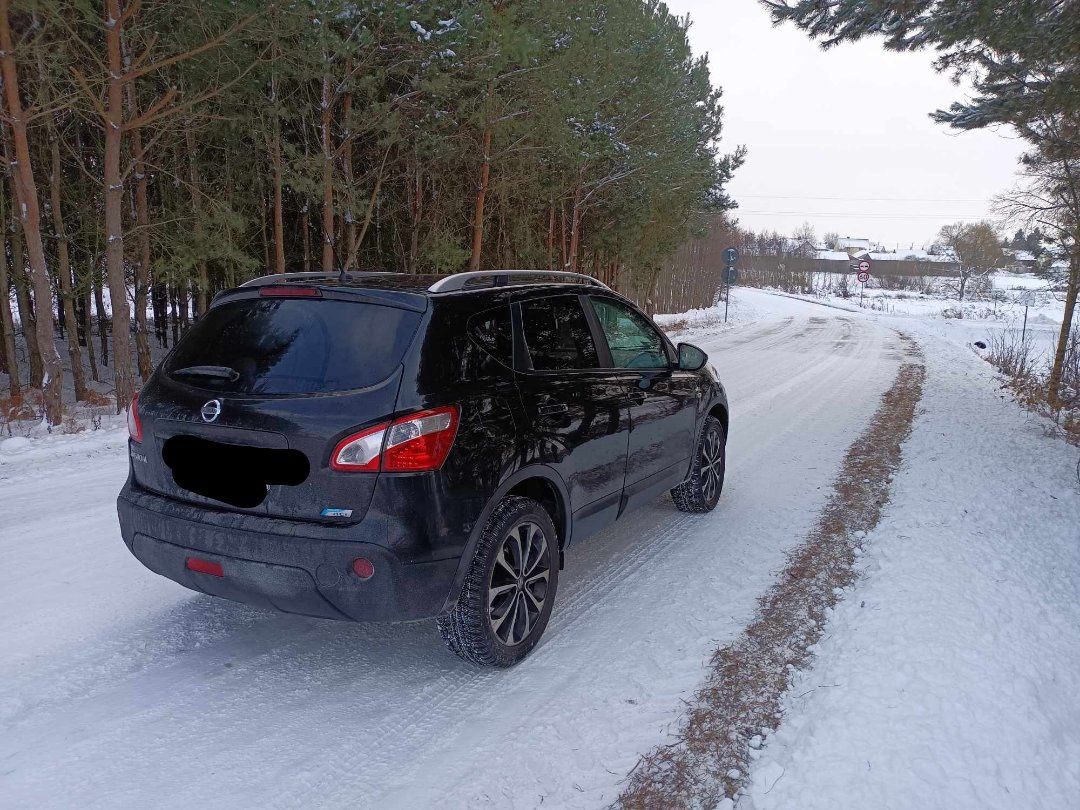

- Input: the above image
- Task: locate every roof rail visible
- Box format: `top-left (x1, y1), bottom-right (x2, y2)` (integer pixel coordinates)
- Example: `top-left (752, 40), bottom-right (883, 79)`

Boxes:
top-left (240, 271), bottom-right (408, 288)
top-left (427, 270), bottom-right (610, 293)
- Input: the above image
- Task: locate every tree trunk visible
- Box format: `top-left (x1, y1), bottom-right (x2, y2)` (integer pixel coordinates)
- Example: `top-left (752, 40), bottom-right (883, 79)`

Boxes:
top-left (259, 191), bottom-right (270, 272)
top-left (302, 206), bottom-right (311, 271)
top-left (169, 284), bottom-right (179, 345)
top-left (0, 236), bottom-right (19, 397)
top-left (102, 0), bottom-right (134, 411)
top-left (270, 127), bottom-right (286, 274)
top-left (185, 127), bottom-right (209, 314)
top-left (1048, 243), bottom-right (1079, 405)
top-left (546, 199), bottom-right (555, 270)
top-left (0, 5), bottom-right (62, 423)
top-left (341, 91), bottom-right (357, 271)
top-left (93, 269), bottom-right (109, 367)
top-left (48, 124), bottom-right (89, 401)
top-left (81, 281), bottom-right (99, 380)
top-left (152, 280), bottom-right (167, 348)
top-left (320, 75), bottom-right (335, 272)
top-left (127, 82), bottom-right (154, 382)
top-left (468, 125), bottom-right (493, 272)
top-left (9, 227), bottom-right (42, 387)
top-left (346, 146), bottom-right (389, 271)
top-left (567, 178), bottom-right (583, 273)
top-left (3, 122), bottom-right (42, 388)
top-left (268, 64), bottom-right (286, 276)
top-left (409, 148), bottom-right (421, 273)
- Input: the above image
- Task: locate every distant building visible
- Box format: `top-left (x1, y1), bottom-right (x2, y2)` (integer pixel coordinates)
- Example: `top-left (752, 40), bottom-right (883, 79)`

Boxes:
top-left (837, 237), bottom-right (872, 252)
top-left (1002, 249), bottom-right (1037, 271)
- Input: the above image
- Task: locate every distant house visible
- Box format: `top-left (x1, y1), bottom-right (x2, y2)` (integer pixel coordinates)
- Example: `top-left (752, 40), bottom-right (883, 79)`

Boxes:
top-left (837, 237), bottom-right (872, 252)
top-left (1003, 249), bottom-right (1037, 271)
top-left (868, 250), bottom-right (956, 265)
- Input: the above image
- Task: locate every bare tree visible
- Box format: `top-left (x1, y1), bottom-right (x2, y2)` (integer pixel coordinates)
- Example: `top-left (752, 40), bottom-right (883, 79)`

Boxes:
top-left (996, 147), bottom-right (1079, 404)
top-left (936, 222), bottom-right (1004, 302)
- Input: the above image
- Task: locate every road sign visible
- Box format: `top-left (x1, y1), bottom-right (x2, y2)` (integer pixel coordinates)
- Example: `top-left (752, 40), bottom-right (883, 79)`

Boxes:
top-left (857, 270), bottom-right (871, 284)
top-left (724, 247), bottom-right (739, 266)
top-left (858, 259), bottom-right (871, 274)
top-left (724, 266), bottom-right (739, 285)
top-left (1018, 290), bottom-right (1036, 307)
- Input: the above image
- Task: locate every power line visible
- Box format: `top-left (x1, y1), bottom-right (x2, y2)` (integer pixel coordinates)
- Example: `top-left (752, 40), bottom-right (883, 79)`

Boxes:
top-left (737, 194), bottom-right (990, 203)
top-left (737, 210), bottom-right (989, 219)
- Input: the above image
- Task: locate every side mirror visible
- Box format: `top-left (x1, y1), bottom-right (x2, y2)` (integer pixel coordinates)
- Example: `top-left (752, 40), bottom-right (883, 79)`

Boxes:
top-left (677, 342), bottom-right (708, 371)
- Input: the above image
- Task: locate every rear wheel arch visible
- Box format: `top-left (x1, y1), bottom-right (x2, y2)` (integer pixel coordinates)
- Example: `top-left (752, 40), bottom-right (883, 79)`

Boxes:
top-left (507, 475), bottom-right (568, 554)
top-left (441, 465), bottom-right (571, 614)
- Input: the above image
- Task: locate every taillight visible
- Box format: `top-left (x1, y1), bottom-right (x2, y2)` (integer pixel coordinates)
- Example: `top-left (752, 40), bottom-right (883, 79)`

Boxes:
top-left (383, 406), bottom-right (459, 471)
top-left (127, 392), bottom-right (143, 443)
top-left (331, 405), bottom-right (459, 473)
top-left (330, 422), bottom-right (388, 472)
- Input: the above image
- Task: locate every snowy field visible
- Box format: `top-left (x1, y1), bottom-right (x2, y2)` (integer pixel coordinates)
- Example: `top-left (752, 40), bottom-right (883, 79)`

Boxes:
top-left (1, 287), bottom-right (1078, 809)
top-left (779, 271), bottom-right (1067, 370)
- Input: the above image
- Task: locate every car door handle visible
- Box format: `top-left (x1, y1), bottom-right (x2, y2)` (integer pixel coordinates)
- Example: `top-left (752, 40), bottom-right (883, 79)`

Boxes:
top-left (537, 403), bottom-right (569, 416)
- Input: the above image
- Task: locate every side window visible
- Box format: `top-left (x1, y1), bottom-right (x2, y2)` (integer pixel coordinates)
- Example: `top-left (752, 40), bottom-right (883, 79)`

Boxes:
top-left (469, 305), bottom-right (513, 367)
top-left (519, 296), bottom-right (600, 371)
top-left (589, 297), bottom-right (669, 369)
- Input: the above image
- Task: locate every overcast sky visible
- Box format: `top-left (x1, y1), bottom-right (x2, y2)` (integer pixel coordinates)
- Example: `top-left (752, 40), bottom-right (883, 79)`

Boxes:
top-left (666, 0), bottom-right (1026, 249)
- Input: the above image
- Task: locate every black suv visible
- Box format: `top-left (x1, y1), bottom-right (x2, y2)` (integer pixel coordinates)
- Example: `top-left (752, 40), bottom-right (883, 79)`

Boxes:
top-left (118, 270), bottom-right (728, 666)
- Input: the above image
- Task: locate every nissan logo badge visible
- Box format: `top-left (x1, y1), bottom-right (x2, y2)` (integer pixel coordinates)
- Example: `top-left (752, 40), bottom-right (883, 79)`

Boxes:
top-left (201, 399), bottom-right (222, 423)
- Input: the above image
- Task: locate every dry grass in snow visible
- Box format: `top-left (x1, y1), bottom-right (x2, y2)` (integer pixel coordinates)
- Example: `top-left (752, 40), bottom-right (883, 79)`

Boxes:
top-left (618, 337), bottom-right (926, 809)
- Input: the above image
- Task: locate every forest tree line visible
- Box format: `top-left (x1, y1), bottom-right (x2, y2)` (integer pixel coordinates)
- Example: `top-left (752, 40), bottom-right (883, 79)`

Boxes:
top-left (0, 0), bottom-right (743, 425)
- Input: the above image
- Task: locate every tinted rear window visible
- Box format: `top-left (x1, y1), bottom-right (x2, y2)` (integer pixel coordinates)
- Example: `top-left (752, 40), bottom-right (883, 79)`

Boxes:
top-left (164, 298), bottom-right (421, 394)
top-left (469, 305), bottom-right (513, 367)
top-left (520, 296), bottom-right (599, 371)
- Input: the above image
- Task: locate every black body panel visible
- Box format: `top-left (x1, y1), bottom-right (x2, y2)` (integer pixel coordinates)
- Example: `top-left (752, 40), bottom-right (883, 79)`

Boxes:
top-left (117, 276), bottom-right (728, 622)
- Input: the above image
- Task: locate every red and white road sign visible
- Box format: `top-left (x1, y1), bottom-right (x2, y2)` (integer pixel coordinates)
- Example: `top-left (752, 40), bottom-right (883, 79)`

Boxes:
top-left (857, 270), bottom-right (871, 283)
top-left (858, 260), bottom-right (871, 274)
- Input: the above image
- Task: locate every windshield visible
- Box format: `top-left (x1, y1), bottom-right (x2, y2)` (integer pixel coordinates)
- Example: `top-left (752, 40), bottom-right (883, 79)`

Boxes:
top-left (163, 298), bottom-right (421, 395)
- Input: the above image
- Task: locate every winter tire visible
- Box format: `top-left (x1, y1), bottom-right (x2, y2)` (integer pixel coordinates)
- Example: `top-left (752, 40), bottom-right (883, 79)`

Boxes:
top-left (437, 496), bottom-right (559, 667)
top-left (670, 415), bottom-right (725, 513)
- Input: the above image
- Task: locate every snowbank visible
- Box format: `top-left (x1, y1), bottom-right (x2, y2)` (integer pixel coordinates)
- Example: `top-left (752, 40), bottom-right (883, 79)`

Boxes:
top-left (746, 325), bottom-right (1080, 809)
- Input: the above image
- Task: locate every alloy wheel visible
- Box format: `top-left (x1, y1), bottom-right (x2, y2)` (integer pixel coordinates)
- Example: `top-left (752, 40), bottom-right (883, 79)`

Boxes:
top-left (488, 521), bottom-right (550, 646)
top-left (700, 425), bottom-right (723, 504)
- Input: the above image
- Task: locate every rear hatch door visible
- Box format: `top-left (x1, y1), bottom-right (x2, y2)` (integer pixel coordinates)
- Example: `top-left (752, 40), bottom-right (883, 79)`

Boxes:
top-left (132, 288), bottom-right (425, 524)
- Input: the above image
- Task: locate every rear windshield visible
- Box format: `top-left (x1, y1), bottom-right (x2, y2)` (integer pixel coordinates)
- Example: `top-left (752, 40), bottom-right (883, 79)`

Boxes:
top-left (164, 298), bottom-right (421, 394)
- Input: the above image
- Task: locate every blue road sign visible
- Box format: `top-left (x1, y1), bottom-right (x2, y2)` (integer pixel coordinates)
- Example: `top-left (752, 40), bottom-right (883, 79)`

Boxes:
top-left (724, 247), bottom-right (739, 266)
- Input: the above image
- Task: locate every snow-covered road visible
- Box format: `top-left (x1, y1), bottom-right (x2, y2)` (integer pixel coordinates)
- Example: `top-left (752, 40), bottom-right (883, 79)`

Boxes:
top-left (0, 292), bottom-right (902, 809)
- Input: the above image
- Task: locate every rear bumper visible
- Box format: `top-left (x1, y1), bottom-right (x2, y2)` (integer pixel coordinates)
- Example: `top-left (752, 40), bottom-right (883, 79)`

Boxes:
top-left (117, 482), bottom-right (461, 622)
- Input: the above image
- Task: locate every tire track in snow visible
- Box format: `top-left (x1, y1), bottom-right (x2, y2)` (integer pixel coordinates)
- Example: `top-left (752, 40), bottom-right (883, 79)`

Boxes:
top-left (0, 313), bottom-right (902, 810)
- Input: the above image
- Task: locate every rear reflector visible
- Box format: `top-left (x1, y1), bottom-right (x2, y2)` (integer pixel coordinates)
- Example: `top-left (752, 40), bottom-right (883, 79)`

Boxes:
top-left (351, 558), bottom-right (375, 580)
top-left (259, 285), bottom-right (322, 298)
top-left (186, 557), bottom-right (224, 577)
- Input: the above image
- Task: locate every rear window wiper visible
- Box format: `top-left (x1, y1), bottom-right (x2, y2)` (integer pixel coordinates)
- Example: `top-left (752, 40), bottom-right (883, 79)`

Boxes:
top-left (171, 365), bottom-right (240, 382)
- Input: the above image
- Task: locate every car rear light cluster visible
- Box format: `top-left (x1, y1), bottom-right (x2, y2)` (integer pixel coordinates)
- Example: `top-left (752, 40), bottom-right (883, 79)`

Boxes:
top-left (127, 392), bottom-right (143, 443)
top-left (331, 405), bottom-right (459, 473)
